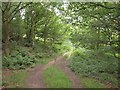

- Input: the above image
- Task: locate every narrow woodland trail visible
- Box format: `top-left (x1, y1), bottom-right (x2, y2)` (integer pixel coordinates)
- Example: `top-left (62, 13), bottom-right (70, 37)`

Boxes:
top-left (27, 56), bottom-right (83, 88)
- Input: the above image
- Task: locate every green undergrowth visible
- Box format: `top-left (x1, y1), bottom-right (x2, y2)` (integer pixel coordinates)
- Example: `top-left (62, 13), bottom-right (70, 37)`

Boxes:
top-left (3, 43), bottom-right (59, 70)
top-left (70, 47), bottom-right (118, 87)
top-left (36, 54), bottom-right (58, 66)
top-left (3, 53), bottom-right (37, 69)
top-left (43, 66), bottom-right (72, 88)
top-left (3, 46), bottom-right (37, 69)
top-left (2, 43), bottom-right (59, 87)
top-left (34, 46), bottom-right (59, 66)
top-left (80, 76), bottom-right (106, 88)
top-left (3, 70), bottom-right (28, 88)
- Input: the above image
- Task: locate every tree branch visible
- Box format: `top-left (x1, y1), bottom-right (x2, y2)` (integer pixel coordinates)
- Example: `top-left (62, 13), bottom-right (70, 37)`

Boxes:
top-left (0, 3), bottom-right (3, 11)
top-left (9, 2), bottom-right (32, 22)
top-left (2, 2), bottom-right (9, 13)
top-left (8, 2), bottom-right (22, 19)
top-left (91, 3), bottom-right (116, 9)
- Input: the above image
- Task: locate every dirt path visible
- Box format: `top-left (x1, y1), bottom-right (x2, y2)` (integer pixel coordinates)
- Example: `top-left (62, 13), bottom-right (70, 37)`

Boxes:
top-left (26, 60), bottom-right (55, 88)
top-left (55, 56), bottom-right (83, 88)
top-left (27, 56), bottom-right (83, 88)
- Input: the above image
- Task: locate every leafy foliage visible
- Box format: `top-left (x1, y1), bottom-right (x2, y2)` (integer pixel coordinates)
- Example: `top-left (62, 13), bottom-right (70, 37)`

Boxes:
top-left (3, 46), bottom-right (37, 69)
top-left (70, 47), bottom-right (118, 86)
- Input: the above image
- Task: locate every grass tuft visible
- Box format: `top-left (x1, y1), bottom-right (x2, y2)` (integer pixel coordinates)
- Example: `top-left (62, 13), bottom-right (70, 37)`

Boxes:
top-left (80, 76), bottom-right (106, 88)
top-left (3, 70), bottom-right (28, 88)
top-left (43, 66), bottom-right (72, 88)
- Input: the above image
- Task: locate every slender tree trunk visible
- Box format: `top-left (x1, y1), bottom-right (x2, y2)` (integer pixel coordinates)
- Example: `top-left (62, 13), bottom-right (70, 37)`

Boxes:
top-left (43, 23), bottom-right (47, 49)
top-left (31, 21), bottom-right (35, 48)
top-left (43, 17), bottom-right (50, 49)
top-left (96, 27), bottom-right (100, 49)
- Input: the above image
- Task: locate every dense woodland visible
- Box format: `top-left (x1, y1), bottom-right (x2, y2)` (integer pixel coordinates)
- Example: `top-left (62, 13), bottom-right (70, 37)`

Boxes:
top-left (1, 2), bottom-right (120, 88)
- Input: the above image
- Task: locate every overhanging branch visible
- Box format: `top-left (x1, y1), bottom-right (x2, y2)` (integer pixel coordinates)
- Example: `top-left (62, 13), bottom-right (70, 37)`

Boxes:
top-left (9, 2), bottom-right (32, 22)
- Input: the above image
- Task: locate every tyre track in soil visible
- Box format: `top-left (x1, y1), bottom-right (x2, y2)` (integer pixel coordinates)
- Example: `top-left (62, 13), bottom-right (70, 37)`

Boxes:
top-left (26, 56), bottom-right (83, 88)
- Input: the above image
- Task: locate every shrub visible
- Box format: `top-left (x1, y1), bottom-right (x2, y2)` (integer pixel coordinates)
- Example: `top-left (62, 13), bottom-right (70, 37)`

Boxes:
top-left (3, 53), bottom-right (37, 70)
top-left (69, 48), bottom-right (118, 86)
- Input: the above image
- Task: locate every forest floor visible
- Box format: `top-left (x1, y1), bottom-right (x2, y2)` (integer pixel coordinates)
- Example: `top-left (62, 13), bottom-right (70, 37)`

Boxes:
top-left (2, 55), bottom-right (115, 88)
top-left (26, 56), bottom-right (83, 88)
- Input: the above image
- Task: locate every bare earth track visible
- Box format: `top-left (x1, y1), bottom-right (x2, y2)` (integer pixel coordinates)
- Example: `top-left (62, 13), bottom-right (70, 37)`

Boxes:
top-left (27, 56), bottom-right (83, 88)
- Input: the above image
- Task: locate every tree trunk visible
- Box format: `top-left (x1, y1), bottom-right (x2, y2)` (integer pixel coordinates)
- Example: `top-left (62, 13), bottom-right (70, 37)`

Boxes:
top-left (43, 23), bottom-right (47, 49)
top-left (43, 17), bottom-right (50, 49)
top-left (95, 27), bottom-right (100, 49)
top-left (3, 21), bottom-right (10, 56)
top-left (2, 2), bottom-right (11, 56)
top-left (31, 21), bottom-right (35, 48)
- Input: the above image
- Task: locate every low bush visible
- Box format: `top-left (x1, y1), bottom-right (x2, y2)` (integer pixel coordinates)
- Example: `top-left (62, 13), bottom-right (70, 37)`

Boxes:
top-left (69, 47), bottom-right (118, 86)
top-left (3, 52), bottom-right (37, 69)
top-left (80, 76), bottom-right (106, 88)
top-left (3, 44), bottom-right (58, 70)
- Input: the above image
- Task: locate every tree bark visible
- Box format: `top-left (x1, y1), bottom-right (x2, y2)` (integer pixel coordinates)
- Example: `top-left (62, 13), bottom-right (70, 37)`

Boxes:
top-left (2, 3), bottom-right (11, 56)
top-left (43, 23), bottom-right (47, 49)
top-left (3, 21), bottom-right (10, 56)
top-left (31, 20), bottom-right (35, 48)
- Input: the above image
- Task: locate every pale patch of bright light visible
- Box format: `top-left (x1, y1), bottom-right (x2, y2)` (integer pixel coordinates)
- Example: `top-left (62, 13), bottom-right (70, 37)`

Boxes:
top-left (75, 26), bottom-right (78, 29)
top-left (78, 16), bottom-right (83, 22)
top-left (32, 10), bottom-right (35, 14)
top-left (54, 7), bottom-right (61, 16)
top-left (23, 34), bottom-right (26, 38)
top-left (63, 0), bottom-right (69, 11)
top-left (65, 16), bottom-right (71, 19)
top-left (48, 5), bottom-right (52, 11)
top-left (35, 36), bottom-right (39, 39)
top-left (20, 9), bottom-right (25, 19)
top-left (13, 18), bottom-right (16, 20)
top-left (54, 0), bottom-right (69, 16)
